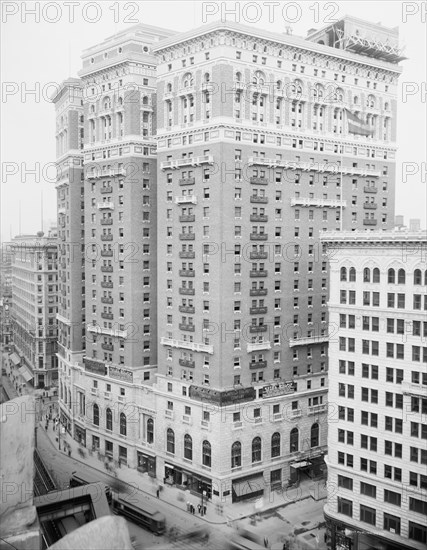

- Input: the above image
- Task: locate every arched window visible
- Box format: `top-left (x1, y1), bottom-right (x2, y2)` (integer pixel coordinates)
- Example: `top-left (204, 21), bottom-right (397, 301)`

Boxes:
top-left (147, 418), bottom-right (154, 444)
top-left (167, 82), bottom-right (172, 92)
top-left (90, 104), bottom-right (95, 113)
top-left (271, 432), bottom-right (281, 458)
top-left (373, 268), bottom-right (380, 283)
top-left (397, 268), bottom-right (406, 284)
top-left (290, 428), bottom-right (299, 452)
top-left (93, 404), bottom-right (99, 426)
top-left (276, 80), bottom-right (282, 90)
top-left (106, 408), bottom-right (112, 431)
top-left (353, 95), bottom-right (359, 105)
top-left (253, 70), bottom-right (265, 85)
top-left (363, 268), bottom-right (371, 282)
top-left (184, 434), bottom-right (193, 460)
top-left (388, 268), bottom-right (395, 284)
top-left (414, 269), bottom-right (422, 285)
top-left (231, 441), bottom-right (241, 468)
top-left (120, 412), bottom-right (127, 436)
top-left (340, 267), bottom-right (347, 281)
top-left (367, 94), bottom-right (376, 108)
top-left (183, 73), bottom-right (193, 87)
top-left (311, 423), bottom-right (319, 447)
top-left (349, 267), bottom-right (356, 282)
top-left (103, 96), bottom-right (111, 110)
top-left (142, 96), bottom-right (149, 105)
top-left (252, 437), bottom-right (262, 463)
top-left (204, 72), bottom-right (210, 83)
top-left (236, 71), bottom-right (242, 82)
top-left (384, 102), bottom-right (389, 111)
top-left (202, 440), bottom-right (212, 467)
top-left (166, 428), bottom-right (175, 454)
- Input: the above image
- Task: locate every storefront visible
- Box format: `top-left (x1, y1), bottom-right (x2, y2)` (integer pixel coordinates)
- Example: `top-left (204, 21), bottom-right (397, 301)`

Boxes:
top-left (163, 462), bottom-right (212, 500)
top-left (60, 409), bottom-right (72, 434)
top-left (74, 424), bottom-right (86, 446)
top-left (232, 472), bottom-right (265, 503)
top-left (137, 451), bottom-right (156, 477)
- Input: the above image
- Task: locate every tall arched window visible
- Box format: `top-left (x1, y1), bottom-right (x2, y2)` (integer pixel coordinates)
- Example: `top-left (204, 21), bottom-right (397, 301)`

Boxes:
top-left (204, 72), bottom-right (210, 83)
top-left (373, 268), bottom-right (380, 283)
top-left (349, 267), bottom-right (356, 282)
top-left (252, 437), bottom-right (262, 463)
top-left (142, 96), bottom-right (149, 105)
top-left (363, 268), bottom-right (371, 282)
top-left (290, 428), bottom-right (299, 452)
top-left (120, 413), bottom-right (127, 436)
top-left (147, 418), bottom-right (154, 444)
top-left (106, 408), bottom-right (112, 431)
top-left (397, 269), bottom-right (406, 284)
top-left (388, 268), bottom-right (395, 284)
top-left (231, 442), bottom-right (241, 468)
top-left (202, 440), bottom-right (212, 467)
top-left (166, 428), bottom-right (175, 454)
top-left (271, 432), bottom-right (281, 458)
top-left (340, 267), bottom-right (347, 281)
top-left (184, 434), bottom-right (193, 460)
top-left (414, 269), bottom-right (422, 285)
top-left (93, 404), bottom-right (99, 426)
top-left (311, 423), bottom-right (319, 447)
top-left (236, 71), bottom-right (242, 82)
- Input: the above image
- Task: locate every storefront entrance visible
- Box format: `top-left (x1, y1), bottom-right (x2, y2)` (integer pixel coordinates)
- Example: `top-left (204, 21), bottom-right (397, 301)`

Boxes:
top-left (137, 452), bottom-right (156, 477)
top-left (74, 425), bottom-right (86, 446)
top-left (163, 463), bottom-right (212, 500)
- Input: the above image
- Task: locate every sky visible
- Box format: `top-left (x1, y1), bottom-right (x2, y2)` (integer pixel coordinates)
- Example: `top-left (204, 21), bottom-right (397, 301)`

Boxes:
top-left (1, 1), bottom-right (426, 240)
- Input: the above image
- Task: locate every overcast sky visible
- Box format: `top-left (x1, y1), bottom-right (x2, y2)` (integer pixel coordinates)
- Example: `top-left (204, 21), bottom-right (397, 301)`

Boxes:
top-left (1, 1), bottom-right (426, 239)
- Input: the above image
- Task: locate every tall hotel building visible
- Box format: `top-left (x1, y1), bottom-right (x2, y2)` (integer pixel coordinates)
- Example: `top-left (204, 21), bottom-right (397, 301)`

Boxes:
top-left (53, 26), bottom-right (176, 456)
top-left (322, 230), bottom-right (427, 550)
top-left (10, 231), bottom-right (58, 388)
top-left (153, 18), bottom-right (403, 503)
top-left (52, 17), bottom-right (406, 501)
top-left (52, 78), bottom-right (85, 432)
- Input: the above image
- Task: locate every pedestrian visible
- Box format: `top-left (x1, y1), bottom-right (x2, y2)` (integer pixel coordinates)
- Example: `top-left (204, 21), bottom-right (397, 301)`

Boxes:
top-left (186, 501), bottom-right (190, 512)
top-left (264, 536), bottom-right (268, 548)
top-left (203, 505), bottom-right (207, 516)
top-left (282, 543), bottom-right (288, 550)
top-left (156, 487), bottom-right (160, 498)
top-left (68, 448), bottom-right (71, 457)
top-left (191, 504), bottom-right (195, 515)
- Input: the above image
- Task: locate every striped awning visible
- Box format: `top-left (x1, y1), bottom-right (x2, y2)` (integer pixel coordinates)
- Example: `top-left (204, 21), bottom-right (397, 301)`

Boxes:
top-left (19, 366), bottom-right (33, 382)
top-left (9, 353), bottom-right (20, 365)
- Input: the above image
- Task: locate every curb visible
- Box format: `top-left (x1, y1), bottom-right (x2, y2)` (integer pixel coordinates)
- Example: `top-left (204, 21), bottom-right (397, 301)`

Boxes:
top-left (38, 424), bottom-right (228, 525)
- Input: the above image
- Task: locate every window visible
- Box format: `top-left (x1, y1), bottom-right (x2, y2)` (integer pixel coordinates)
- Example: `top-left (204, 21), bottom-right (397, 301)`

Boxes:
top-left (360, 504), bottom-right (376, 526)
top-left (337, 497), bottom-right (353, 518)
top-left (311, 423), bottom-right (319, 447)
top-left (252, 437), bottom-right (262, 463)
top-left (360, 482), bottom-right (376, 498)
top-left (384, 513), bottom-right (401, 535)
top-left (166, 428), bottom-right (175, 454)
top-left (231, 441), bottom-right (241, 468)
top-left (290, 428), bottom-right (299, 452)
top-left (147, 418), bottom-right (154, 444)
top-left (271, 432), bottom-right (281, 458)
top-left (106, 408), bottom-right (112, 431)
top-left (120, 412), bottom-right (127, 436)
top-left (184, 434), bottom-right (193, 460)
top-left (202, 440), bottom-right (212, 467)
top-left (409, 521), bottom-right (427, 544)
top-left (384, 489), bottom-right (401, 507)
top-left (93, 404), bottom-right (99, 426)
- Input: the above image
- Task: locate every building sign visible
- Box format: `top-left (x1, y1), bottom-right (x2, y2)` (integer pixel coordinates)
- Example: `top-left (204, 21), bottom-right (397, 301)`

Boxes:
top-left (109, 366), bottom-right (133, 383)
top-left (83, 357), bottom-right (107, 376)
top-left (262, 381), bottom-right (296, 398)
top-left (189, 385), bottom-right (255, 406)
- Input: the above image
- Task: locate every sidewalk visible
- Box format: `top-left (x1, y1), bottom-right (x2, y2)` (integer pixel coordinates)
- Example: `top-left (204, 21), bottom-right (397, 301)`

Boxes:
top-left (40, 418), bottom-right (326, 527)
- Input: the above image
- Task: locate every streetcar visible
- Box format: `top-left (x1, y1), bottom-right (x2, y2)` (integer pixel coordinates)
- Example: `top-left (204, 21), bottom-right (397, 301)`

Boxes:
top-left (69, 471), bottom-right (112, 504)
top-left (111, 494), bottom-right (166, 535)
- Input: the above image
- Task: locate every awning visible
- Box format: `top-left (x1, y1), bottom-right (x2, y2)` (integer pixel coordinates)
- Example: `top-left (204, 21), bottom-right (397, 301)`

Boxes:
top-left (19, 366), bottom-right (33, 382)
top-left (232, 474), bottom-right (264, 498)
top-left (291, 460), bottom-right (310, 469)
top-left (164, 463), bottom-right (174, 469)
top-left (10, 353), bottom-right (20, 365)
